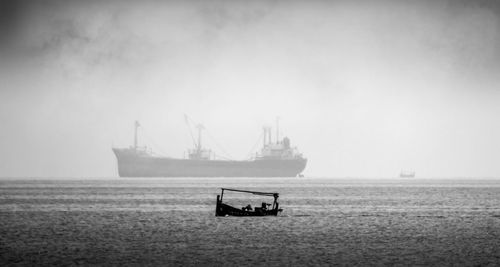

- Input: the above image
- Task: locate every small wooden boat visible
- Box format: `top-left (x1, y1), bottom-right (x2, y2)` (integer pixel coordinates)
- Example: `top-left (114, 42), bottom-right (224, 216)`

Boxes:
top-left (215, 188), bottom-right (283, 217)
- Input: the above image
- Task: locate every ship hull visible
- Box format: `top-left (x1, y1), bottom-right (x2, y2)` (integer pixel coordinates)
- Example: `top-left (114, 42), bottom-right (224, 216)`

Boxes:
top-left (112, 148), bottom-right (307, 177)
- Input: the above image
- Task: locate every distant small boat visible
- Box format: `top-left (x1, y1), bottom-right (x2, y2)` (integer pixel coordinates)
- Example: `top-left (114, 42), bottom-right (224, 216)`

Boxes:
top-left (400, 171), bottom-right (415, 178)
top-left (215, 188), bottom-right (283, 217)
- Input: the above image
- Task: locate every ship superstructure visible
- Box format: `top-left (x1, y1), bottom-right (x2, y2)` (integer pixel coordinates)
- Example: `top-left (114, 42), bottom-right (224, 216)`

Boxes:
top-left (112, 118), bottom-right (307, 177)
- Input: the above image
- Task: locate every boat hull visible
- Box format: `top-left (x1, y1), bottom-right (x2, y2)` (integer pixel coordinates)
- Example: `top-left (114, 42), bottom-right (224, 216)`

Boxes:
top-left (215, 203), bottom-right (279, 216)
top-left (112, 148), bottom-right (307, 177)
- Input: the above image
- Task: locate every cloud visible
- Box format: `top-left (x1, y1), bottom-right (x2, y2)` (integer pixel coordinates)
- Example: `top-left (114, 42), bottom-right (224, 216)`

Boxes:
top-left (1, 0), bottom-right (500, 177)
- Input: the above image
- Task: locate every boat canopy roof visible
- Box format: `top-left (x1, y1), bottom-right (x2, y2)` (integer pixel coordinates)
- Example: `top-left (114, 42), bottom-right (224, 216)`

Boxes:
top-left (221, 188), bottom-right (278, 197)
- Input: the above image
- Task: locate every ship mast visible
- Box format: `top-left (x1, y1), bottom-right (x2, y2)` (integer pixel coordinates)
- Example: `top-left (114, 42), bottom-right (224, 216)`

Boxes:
top-left (134, 120), bottom-right (140, 150)
top-left (268, 127), bottom-right (272, 145)
top-left (276, 117), bottom-right (280, 144)
top-left (263, 127), bottom-right (267, 147)
top-left (263, 126), bottom-right (273, 147)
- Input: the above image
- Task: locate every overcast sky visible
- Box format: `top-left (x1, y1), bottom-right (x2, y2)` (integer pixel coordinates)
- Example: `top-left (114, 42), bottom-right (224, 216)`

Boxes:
top-left (1, 0), bottom-right (500, 178)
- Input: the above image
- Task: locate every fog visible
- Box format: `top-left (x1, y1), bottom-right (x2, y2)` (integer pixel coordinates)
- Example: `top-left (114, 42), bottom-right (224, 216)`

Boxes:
top-left (1, 0), bottom-right (500, 177)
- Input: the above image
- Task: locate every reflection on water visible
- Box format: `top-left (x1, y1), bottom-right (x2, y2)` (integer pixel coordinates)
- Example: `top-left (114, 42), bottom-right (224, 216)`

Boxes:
top-left (1, 178), bottom-right (500, 265)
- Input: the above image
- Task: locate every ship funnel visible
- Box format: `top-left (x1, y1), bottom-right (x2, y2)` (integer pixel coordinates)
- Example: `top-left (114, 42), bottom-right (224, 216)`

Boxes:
top-left (283, 137), bottom-right (290, 148)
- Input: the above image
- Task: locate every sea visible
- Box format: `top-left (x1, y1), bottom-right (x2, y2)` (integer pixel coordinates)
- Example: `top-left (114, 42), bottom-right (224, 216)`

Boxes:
top-left (1, 177), bottom-right (500, 266)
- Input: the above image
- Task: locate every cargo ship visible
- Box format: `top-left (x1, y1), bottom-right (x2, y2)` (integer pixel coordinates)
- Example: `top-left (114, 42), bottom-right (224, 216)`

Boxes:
top-left (112, 119), bottom-right (307, 177)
